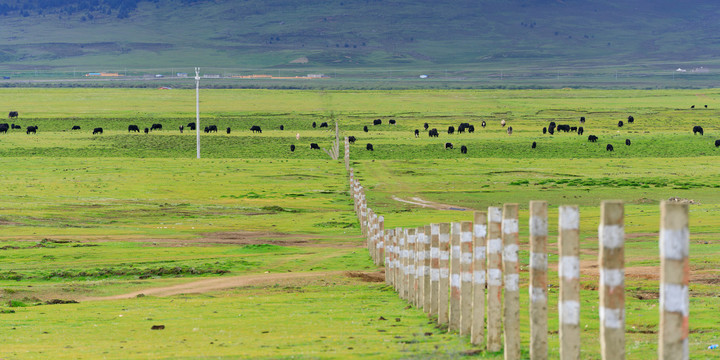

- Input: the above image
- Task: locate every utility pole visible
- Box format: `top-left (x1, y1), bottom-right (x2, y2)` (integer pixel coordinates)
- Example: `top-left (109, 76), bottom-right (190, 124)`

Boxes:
top-left (195, 67), bottom-right (201, 159)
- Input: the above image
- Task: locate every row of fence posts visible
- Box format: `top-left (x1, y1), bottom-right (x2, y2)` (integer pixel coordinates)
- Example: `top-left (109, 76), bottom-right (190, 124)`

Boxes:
top-left (345, 138), bottom-right (690, 359)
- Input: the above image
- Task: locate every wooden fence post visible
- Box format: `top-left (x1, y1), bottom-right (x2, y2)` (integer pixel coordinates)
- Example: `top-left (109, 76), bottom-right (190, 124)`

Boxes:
top-left (460, 221), bottom-right (474, 336)
top-left (487, 207), bottom-right (503, 352)
top-left (503, 203), bottom-right (520, 360)
top-left (530, 201), bottom-right (548, 359)
top-left (438, 223), bottom-right (451, 325)
top-left (416, 227), bottom-right (426, 309)
top-left (659, 201), bottom-right (689, 360)
top-left (407, 228), bottom-right (417, 306)
top-left (423, 225), bottom-right (432, 314)
top-left (430, 223), bottom-right (440, 319)
top-left (471, 211), bottom-right (487, 346)
top-left (559, 205), bottom-right (581, 360)
top-left (449, 222), bottom-right (462, 332)
top-left (599, 201), bottom-right (625, 360)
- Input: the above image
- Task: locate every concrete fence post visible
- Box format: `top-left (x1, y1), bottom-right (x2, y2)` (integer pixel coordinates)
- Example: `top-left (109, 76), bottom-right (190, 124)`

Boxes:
top-left (459, 221), bottom-right (474, 336)
top-left (438, 223), bottom-right (451, 325)
top-left (503, 203), bottom-right (520, 360)
top-left (471, 211), bottom-right (487, 346)
top-left (559, 205), bottom-right (581, 360)
top-left (659, 201), bottom-right (689, 360)
top-left (407, 228), bottom-right (417, 306)
top-left (377, 216), bottom-right (385, 267)
top-left (423, 225), bottom-right (432, 314)
top-left (416, 227), bottom-right (426, 309)
top-left (344, 136), bottom-right (350, 171)
top-left (599, 201), bottom-right (625, 360)
top-left (430, 223), bottom-right (440, 319)
top-left (487, 207), bottom-right (503, 352)
top-left (385, 229), bottom-right (395, 286)
top-left (449, 222), bottom-right (462, 332)
top-left (398, 227), bottom-right (406, 298)
top-left (530, 201), bottom-right (549, 360)
top-left (367, 209), bottom-right (375, 262)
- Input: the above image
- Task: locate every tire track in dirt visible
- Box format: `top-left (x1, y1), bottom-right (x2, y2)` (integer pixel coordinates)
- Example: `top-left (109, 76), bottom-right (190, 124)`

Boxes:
top-left (391, 196), bottom-right (474, 211)
top-left (82, 271), bottom-right (344, 301)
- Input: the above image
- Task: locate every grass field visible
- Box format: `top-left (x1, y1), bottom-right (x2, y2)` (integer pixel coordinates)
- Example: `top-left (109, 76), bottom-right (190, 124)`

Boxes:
top-left (0, 88), bottom-right (719, 359)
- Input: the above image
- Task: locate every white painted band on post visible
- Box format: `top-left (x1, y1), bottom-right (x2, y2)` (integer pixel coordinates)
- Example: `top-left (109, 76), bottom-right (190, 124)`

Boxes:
top-left (488, 239), bottom-right (502, 254)
top-left (474, 246), bottom-right (487, 260)
top-left (505, 274), bottom-right (519, 292)
top-left (474, 224), bottom-right (487, 238)
top-left (490, 208), bottom-right (502, 222)
top-left (407, 265), bottom-right (415, 276)
top-left (488, 269), bottom-right (502, 286)
top-left (461, 253), bottom-right (473, 265)
top-left (420, 265), bottom-right (428, 276)
top-left (502, 218), bottom-right (519, 234)
top-left (440, 268), bottom-right (449, 279)
top-left (440, 251), bottom-right (450, 261)
top-left (530, 216), bottom-right (548, 236)
top-left (560, 300), bottom-right (580, 325)
top-left (451, 274), bottom-right (461, 288)
top-left (600, 268), bottom-right (624, 288)
top-left (462, 272), bottom-right (473, 282)
top-left (452, 245), bottom-right (461, 258)
top-left (401, 250), bottom-right (408, 259)
top-left (503, 243), bottom-right (519, 263)
top-left (530, 286), bottom-right (546, 303)
top-left (461, 232), bottom-right (472, 244)
top-left (661, 283), bottom-right (689, 316)
top-left (530, 252), bottom-right (548, 271)
top-left (560, 256), bottom-right (580, 280)
top-left (418, 251), bottom-right (426, 261)
top-left (599, 224), bottom-right (624, 249)
top-left (430, 247), bottom-right (439, 259)
top-left (431, 269), bottom-right (440, 281)
top-left (599, 306), bottom-right (624, 329)
top-left (660, 228), bottom-right (690, 260)
top-left (473, 270), bottom-right (486, 285)
top-left (432, 226), bottom-right (440, 235)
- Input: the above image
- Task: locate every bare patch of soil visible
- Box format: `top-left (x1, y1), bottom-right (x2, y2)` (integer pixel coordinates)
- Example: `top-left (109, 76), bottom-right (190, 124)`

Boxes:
top-left (345, 271), bottom-right (385, 283)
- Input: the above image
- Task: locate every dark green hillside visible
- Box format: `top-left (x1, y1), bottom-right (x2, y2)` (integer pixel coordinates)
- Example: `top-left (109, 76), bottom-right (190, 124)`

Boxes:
top-left (0, 0), bottom-right (719, 87)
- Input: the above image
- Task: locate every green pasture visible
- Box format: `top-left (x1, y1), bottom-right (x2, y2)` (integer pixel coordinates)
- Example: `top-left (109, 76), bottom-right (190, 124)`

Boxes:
top-left (0, 88), bottom-right (719, 359)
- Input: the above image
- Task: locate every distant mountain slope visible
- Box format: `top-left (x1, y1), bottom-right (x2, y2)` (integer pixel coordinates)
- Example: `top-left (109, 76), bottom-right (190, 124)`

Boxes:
top-left (0, 0), bottom-right (718, 74)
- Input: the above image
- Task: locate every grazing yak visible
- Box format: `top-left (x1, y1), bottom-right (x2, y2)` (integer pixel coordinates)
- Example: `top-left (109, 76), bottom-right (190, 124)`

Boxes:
top-left (460, 145), bottom-right (467, 154)
top-left (226, 127), bottom-right (231, 134)
top-left (626, 139), bottom-right (631, 146)
top-left (445, 142), bottom-right (453, 149)
top-left (310, 143), bottom-right (320, 150)
top-left (507, 127), bottom-right (513, 135)
top-left (543, 127), bottom-right (547, 134)
top-left (556, 124), bottom-right (570, 132)
top-left (8, 111), bottom-right (18, 119)
top-left (179, 125), bottom-right (184, 133)
top-left (151, 123), bottom-right (162, 131)
top-left (11, 124), bottom-right (20, 129)
top-left (389, 119), bottom-right (396, 125)
top-left (428, 128), bottom-right (439, 137)
top-left (128, 125), bottom-right (140, 132)
top-left (580, 116), bottom-right (586, 123)
top-left (144, 128), bottom-right (149, 134)
top-left (691, 105), bottom-right (695, 109)
top-left (93, 127), bottom-right (103, 135)
top-left (290, 144), bottom-right (296, 152)
top-left (570, 126), bottom-right (577, 132)
top-left (532, 141), bottom-right (537, 149)
top-left (26, 126), bottom-right (37, 134)
top-left (693, 126), bottom-right (704, 135)
top-left (447, 126), bottom-right (455, 134)
top-left (606, 144), bottom-right (614, 151)
top-left (588, 135), bottom-right (598, 142)
top-left (206, 125), bottom-right (218, 133)
top-left (363, 126), bottom-right (368, 133)
top-left (628, 116), bottom-right (634, 123)
top-left (373, 119), bottom-right (382, 125)
top-left (187, 123), bottom-right (196, 131)
top-left (548, 127), bottom-right (555, 135)
top-left (71, 125), bottom-right (81, 131)
top-left (468, 125), bottom-right (475, 133)
top-left (319, 122), bottom-right (329, 128)
top-left (715, 140), bottom-right (720, 147)
top-left (348, 136), bottom-right (357, 144)
top-left (279, 125), bottom-right (284, 130)
top-left (501, 119), bottom-right (506, 127)
top-left (366, 143), bottom-right (374, 151)
top-left (617, 121), bottom-right (624, 127)
top-left (458, 123), bottom-right (471, 133)
top-left (414, 129), bottom-right (420, 137)
top-left (0, 123), bottom-right (8, 133)
top-left (312, 122), bottom-right (317, 128)
top-left (424, 122), bottom-right (429, 130)
top-left (481, 120), bottom-right (486, 128)
top-left (578, 127), bottom-right (584, 135)
top-left (250, 125), bottom-right (262, 133)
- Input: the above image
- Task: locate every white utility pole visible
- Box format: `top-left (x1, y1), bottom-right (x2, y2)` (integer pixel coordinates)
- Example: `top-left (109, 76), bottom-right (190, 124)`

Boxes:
top-left (195, 67), bottom-right (201, 159)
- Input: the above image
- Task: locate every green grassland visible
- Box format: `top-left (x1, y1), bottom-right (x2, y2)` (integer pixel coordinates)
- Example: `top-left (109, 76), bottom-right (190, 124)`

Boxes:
top-left (0, 88), bottom-right (719, 359)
